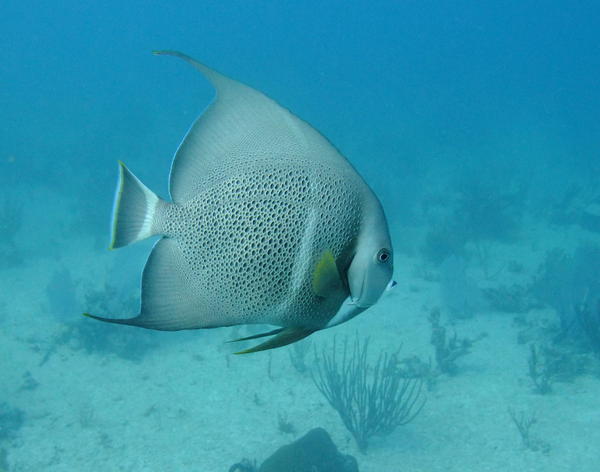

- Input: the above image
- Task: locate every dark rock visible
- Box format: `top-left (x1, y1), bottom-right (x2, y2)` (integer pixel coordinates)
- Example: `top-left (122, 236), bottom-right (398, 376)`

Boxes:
top-left (229, 458), bottom-right (258, 472)
top-left (259, 428), bottom-right (358, 472)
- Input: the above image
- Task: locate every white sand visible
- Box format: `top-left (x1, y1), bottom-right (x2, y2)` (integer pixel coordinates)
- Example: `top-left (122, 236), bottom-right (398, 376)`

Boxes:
top-left (2, 219), bottom-right (600, 471)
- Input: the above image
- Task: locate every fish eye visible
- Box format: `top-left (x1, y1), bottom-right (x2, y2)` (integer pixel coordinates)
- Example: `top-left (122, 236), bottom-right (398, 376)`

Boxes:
top-left (376, 248), bottom-right (391, 264)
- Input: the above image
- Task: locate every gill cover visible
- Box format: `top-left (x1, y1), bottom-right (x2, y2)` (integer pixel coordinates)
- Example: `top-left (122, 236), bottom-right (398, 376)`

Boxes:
top-left (347, 243), bottom-right (393, 308)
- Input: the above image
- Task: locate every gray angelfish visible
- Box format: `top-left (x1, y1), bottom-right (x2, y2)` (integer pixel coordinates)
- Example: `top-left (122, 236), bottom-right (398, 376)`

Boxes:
top-left (85, 51), bottom-right (394, 354)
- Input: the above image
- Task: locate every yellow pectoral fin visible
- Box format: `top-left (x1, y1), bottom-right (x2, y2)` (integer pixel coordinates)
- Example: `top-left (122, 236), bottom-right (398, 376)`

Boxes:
top-left (312, 250), bottom-right (343, 298)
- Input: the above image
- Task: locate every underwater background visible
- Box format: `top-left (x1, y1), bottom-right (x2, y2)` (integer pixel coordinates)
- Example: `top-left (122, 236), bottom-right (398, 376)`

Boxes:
top-left (2, 1), bottom-right (600, 470)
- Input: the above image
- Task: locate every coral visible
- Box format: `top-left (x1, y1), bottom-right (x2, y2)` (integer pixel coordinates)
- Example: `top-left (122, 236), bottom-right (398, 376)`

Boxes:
top-left (420, 221), bottom-right (468, 266)
top-left (549, 179), bottom-right (600, 231)
top-left (0, 197), bottom-right (22, 246)
top-left (516, 317), bottom-right (597, 381)
top-left (0, 448), bottom-right (8, 472)
top-left (312, 336), bottom-right (425, 452)
top-left (46, 267), bottom-right (79, 320)
top-left (453, 178), bottom-right (524, 243)
top-left (530, 249), bottom-right (571, 323)
top-left (531, 244), bottom-right (600, 342)
top-left (395, 355), bottom-right (438, 391)
top-left (483, 283), bottom-right (538, 313)
top-left (508, 408), bottom-right (551, 453)
top-left (0, 196), bottom-right (23, 267)
top-left (439, 255), bottom-right (483, 319)
top-left (54, 282), bottom-right (158, 361)
top-left (277, 413), bottom-right (296, 436)
top-left (419, 174), bottom-right (525, 267)
top-left (18, 372), bottom-right (39, 392)
top-left (428, 308), bottom-right (485, 375)
top-left (575, 297), bottom-right (600, 357)
top-left (287, 338), bottom-right (312, 375)
top-left (527, 344), bottom-right (554, 394)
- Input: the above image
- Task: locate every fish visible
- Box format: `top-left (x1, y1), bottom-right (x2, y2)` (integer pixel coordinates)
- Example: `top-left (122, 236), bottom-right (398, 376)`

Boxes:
top-left (84, 51), bottom-right (394, 354)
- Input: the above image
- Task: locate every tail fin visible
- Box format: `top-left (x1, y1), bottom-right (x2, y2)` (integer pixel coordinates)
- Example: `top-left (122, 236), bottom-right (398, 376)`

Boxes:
top-left (109, 161), bottom-right (163, 249)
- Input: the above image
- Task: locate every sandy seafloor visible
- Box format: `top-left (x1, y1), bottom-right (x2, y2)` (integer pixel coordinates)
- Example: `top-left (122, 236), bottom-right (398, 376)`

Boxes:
top-left (2, 189), bottom-right (600, 472)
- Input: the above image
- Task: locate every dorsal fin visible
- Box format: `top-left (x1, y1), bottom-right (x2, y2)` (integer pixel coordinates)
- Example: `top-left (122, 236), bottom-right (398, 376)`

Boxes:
top-left (153, 50), bottom-right (245, 99)
top-left (152, 50), bottom-right (354, 204)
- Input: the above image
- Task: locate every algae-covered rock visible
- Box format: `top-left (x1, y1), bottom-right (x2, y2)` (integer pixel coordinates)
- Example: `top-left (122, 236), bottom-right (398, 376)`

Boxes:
top-left (259, 428), bottom-right (358, 472)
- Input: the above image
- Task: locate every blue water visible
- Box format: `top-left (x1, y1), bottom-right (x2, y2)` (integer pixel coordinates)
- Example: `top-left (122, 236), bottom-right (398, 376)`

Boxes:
top-left (2, 1), bottom-right (600, 470)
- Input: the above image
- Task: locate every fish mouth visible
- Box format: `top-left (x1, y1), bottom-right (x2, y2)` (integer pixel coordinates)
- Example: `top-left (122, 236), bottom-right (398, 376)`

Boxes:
top-left (351, 278), bottom-right (396, 309)
top-left (352, 271), bottom-right (373, 309)
top-left (325, 296), bottom-right (366, 328)
top-left (349, 295), bottom-right (372, 310)
top-left (354, 301), bottom-right (373, 309)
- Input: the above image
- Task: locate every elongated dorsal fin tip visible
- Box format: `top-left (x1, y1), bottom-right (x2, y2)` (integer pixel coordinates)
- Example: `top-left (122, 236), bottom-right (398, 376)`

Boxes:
top-left (152, 49), bottom-right (234, 94)
top-left (152, 49), bottom-right (186, 58)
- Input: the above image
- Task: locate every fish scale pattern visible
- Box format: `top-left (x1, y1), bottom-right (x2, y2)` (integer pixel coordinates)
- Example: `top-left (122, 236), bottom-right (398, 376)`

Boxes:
top-left (161, 162), bottom-right (363, 327)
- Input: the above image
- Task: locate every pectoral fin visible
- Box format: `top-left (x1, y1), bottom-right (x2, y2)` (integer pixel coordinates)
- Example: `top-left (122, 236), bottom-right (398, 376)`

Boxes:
top-left (232, 327), bottom-right (315, 354)
top-left (312, 250), bottom-right (343, 298)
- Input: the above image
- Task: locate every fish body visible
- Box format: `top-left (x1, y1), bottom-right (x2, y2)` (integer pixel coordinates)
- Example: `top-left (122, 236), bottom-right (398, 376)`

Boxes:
top-left (86, 51), bottom-right (393, 352)
top-left (159, 161), bottom-right (364, 329)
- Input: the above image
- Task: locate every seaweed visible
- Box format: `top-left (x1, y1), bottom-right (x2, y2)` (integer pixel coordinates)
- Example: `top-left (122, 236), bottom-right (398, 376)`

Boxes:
top-left (312, 336), bottom-right (425, 452)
